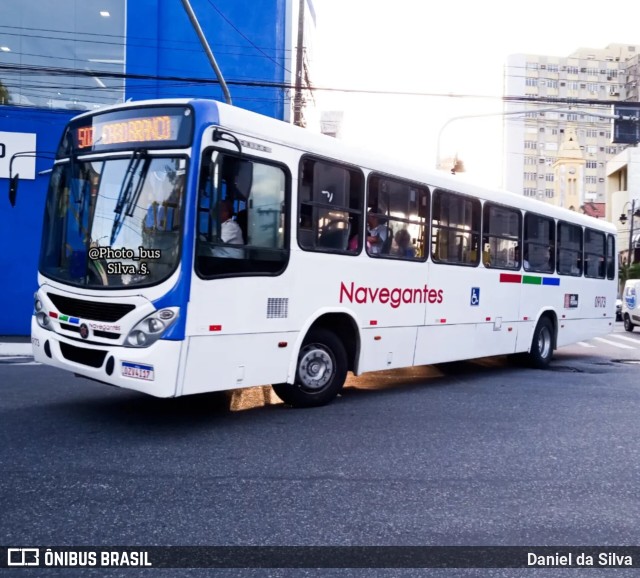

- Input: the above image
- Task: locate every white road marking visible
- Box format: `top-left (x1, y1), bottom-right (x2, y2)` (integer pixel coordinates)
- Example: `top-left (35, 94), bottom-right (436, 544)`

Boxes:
top-left (609, 334), bottom-right (640, 345)
top-left (577, 341), bottom-right (596, 348)
top-left (593, 337), bottom-right (635, 350)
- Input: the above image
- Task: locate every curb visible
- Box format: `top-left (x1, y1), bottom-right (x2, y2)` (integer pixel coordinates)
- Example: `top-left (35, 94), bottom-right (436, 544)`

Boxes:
top-left (0, 343), bottom-right (33, 357)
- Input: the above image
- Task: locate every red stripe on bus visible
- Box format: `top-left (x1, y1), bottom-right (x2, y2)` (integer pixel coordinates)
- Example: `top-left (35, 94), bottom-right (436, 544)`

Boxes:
top-left (209, 325), bottom-right (222, 332)
top-left (499, 273), bottom-right (522, 283)
top-left (49, 311), bottom-right (58, 318)
top-left (370, 320), bottom-right (378, 326)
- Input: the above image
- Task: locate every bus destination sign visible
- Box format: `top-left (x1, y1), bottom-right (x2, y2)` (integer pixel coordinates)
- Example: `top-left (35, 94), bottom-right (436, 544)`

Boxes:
top-left (62, 106), bottom-right (193, 155)
top-left (77, 115), bottom-right (174, 149)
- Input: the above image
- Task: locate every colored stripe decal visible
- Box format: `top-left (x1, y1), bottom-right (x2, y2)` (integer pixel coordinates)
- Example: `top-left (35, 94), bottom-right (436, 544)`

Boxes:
top-left (499, 273), bottom-right (560, 286)
top-left (500, 273), bottom-right (522, 283)
top-left (522, 275), bottom-right (542, 285)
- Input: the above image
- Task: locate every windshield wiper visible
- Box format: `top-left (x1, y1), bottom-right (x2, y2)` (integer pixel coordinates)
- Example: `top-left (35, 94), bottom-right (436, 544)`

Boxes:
top-left (110, 149), bottom-right (146, 245)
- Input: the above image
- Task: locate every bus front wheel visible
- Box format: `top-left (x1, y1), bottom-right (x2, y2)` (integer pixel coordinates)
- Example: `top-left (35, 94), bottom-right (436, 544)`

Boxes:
top-left (528, 317), bottom-right (554, 369)
top-left (272, 329), bottom-right (347, 408)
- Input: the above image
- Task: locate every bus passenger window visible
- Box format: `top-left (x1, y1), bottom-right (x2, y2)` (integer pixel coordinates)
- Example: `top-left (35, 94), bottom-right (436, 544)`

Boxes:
top-left (482, 203), bottom-right (521, 270)
top-left (196, 151), bottom-right (289, 277)
top-left (297, 157), bottom-right (364, 255)
top-left (431, 188), bottom-right (480, 266)
top-left (557, 221), bottom-right (582, 276)
top-left (523, 213), bottom-right (555, 273)
top-left (367, 174), bottom-right (428, 261)
top-left (584, 228), bottom-right (606, 279)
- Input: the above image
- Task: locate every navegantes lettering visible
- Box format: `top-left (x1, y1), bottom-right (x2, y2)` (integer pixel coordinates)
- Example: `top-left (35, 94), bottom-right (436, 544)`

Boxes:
top-left (339, 282), bottom-right (443, 309)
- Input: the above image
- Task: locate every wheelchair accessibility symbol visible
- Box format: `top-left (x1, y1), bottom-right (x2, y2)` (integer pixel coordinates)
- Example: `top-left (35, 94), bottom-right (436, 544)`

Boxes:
top-left (470, 287), bottom-right (480, 306)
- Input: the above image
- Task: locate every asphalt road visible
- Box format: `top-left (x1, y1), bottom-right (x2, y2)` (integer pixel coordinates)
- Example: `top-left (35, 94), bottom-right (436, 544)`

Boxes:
top-left (1, 325), bottom-right (640, 578)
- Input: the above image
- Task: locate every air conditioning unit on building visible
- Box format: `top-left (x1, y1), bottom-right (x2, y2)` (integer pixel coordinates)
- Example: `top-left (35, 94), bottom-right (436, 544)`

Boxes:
top-left (609, 87), bottom-right (620, 96)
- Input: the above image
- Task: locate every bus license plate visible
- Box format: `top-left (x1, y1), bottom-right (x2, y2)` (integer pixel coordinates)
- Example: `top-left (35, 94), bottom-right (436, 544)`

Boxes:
top-left (121, 361), bottom-right (155, 381)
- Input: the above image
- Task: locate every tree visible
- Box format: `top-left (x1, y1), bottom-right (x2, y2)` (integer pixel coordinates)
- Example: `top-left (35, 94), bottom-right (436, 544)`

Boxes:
top-left (619, 262), bottom-right (640, 291)
top-left (0, 80), bottom-right (11, 104)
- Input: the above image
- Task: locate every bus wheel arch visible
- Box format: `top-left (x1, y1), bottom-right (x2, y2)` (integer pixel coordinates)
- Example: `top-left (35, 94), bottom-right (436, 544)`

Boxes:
top-left (528, 312), bottom-right (556, 369)
top-left (272, 313), bottom-right (359, 408)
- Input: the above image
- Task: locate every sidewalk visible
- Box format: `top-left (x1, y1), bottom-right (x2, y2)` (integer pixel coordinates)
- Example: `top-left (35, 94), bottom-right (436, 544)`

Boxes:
top-left (0, 336), bottom-right (32, 357)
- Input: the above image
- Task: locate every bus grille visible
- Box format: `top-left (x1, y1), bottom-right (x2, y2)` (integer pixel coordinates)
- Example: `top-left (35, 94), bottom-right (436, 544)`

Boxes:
top-left (48, 293), bottom-right (135, 322)
top-left (59, 342), bottom-right (107, 368)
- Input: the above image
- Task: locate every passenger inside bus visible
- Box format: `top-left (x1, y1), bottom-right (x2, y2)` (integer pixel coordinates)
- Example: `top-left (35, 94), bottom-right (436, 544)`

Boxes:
top-left (367, 211), bottom-right (390, 255)
top-left (212, 199), bottom-right (244, 258)
top-left (393, 229), bottom-right (415, 258)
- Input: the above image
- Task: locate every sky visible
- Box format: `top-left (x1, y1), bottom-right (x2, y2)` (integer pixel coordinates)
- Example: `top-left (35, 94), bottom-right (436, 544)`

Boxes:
top-left (309, 0), bottom-right (640, 189)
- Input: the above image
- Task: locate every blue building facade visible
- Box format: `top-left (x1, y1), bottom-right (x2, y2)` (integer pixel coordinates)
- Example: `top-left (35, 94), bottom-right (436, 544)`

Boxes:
top-left (0, 0), bottom-right (313, 334)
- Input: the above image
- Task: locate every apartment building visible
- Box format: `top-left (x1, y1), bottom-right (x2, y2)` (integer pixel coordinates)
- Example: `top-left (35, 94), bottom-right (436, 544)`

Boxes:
top-left (504, 43), bottom-right (640, 208)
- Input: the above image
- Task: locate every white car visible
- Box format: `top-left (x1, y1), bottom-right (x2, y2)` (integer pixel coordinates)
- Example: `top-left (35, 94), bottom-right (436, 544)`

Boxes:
top-left (621, 280), bottom-right (640, 332)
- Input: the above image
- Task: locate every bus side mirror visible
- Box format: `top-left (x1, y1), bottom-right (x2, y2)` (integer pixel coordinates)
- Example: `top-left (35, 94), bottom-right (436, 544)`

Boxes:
top-left (8, 173), bottom-right (19, 207)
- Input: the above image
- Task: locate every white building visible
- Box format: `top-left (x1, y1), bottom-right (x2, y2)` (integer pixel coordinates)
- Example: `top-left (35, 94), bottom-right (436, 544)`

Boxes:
top-left (504, 43), bottom-right (640, 206)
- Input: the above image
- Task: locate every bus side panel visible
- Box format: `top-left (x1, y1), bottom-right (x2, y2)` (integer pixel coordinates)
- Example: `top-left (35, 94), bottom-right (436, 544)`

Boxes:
top-left (421, 264), bottom-right (521, 362)
top-left (180, 333), bottom-right (295, 396)
top-left (357, 326), bottom-right (418, 374)
top-left (555, 318), bottom-right (613, 348)
top-left (474, 321), bottom-right (519, 357)
top-left (414, 325), bottom-right (480, 365)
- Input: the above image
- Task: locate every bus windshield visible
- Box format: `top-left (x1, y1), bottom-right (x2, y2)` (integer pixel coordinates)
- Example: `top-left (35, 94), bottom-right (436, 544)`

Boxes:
top-left (40, 155), bottom-right (186, 288)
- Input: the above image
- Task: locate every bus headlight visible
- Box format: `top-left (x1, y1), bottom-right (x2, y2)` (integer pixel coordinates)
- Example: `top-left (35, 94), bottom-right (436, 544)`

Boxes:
top-left (125, 307), bottom-right (179, 348)
top-left (36, 311), bottom-right (52, 330)
top-left (34, 294), bottom-right (52, 331)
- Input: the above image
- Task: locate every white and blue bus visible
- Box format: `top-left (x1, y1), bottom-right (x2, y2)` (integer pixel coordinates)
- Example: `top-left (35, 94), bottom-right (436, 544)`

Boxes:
top-left (26, 98), bottom-right (617, 407)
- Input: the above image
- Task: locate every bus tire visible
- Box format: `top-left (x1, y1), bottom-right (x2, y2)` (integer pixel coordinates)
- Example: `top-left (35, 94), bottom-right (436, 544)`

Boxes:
top-left (624, 314), bottom-right (635, 333)
top-left (528, 317), bottom-right (554, 369)
top-left (272, 329), bottom-right (347, 408)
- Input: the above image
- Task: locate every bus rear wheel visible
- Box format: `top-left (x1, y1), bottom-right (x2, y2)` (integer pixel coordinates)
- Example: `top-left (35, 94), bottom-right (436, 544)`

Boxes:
top-left (272, 329), bottom-right (347, 408)
top-left (528, 317), bottom-right (554, 369)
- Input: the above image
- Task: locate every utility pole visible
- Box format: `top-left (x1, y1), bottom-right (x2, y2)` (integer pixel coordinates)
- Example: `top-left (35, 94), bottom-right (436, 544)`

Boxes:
top-left (293, 0), bottom-right (305, 126)
top-left (180, 0), bottom-right (232, 105)
top-left (628, 199), bottom-right (636, 267)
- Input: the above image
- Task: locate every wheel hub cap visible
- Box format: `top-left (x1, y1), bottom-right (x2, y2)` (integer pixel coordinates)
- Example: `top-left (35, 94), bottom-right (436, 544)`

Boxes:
top-left (299, 346), bottom-right (333, 390)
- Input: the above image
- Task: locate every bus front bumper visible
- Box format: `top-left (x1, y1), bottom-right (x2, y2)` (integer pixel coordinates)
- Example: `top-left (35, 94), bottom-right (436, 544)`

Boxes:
top-left (32, 319), bottom-right (182, 398)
